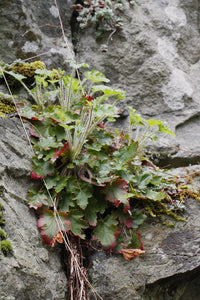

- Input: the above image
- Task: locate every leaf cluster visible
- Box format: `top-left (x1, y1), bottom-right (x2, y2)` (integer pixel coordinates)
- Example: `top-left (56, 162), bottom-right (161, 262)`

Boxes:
top-left (1, 61), bottom-right (189, 252)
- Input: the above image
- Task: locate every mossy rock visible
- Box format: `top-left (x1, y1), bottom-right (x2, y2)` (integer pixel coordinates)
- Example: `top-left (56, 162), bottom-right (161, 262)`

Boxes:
top-left (10, 60), bottom-right (46, 77)
top-left (0, 240), bottom-right (13, 256)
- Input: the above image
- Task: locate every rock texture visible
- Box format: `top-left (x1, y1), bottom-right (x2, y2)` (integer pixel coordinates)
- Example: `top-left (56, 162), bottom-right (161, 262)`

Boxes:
top-left (0, 118), bottom-right (67, 300)
top-left (76, 0), bottom-right (200, 166)
top-left (0, 0), bottom-right (74, 66)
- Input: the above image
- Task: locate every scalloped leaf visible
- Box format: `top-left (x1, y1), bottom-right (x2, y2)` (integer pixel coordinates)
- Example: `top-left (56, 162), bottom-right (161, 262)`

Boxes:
top-left (27, 188), bottom-right (50, 209)
top-left (93, 216), bottom-right (118, 247)
top-left (84, 70), bottom-right (110, 83)
top-left (38, 210), bottom-right (70, 244)
top-left (102, 179), bottom-right (129, 207)
top-left (68, 209), bottom-right (88, 239)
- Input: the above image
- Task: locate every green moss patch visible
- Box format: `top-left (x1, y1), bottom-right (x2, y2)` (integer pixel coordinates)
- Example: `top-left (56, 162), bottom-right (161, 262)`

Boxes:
top-left (0, 97), bottom-right (16, 116)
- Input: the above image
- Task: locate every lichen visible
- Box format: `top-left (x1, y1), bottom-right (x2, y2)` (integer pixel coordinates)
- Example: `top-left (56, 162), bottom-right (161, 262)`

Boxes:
top-left (0, 240), bottom-right (13, 256)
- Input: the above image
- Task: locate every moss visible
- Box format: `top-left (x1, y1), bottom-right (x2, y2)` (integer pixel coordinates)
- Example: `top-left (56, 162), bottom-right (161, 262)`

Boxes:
top-left (0, 97), bottom-right (16, 115)
top-left (0, 185), bottom-right (5, 196)
top-left (0, 228), bottom-right (6, 240)
top-left (0, 218), bottom-right (5, 226)
top-left (0, 200), bottom-right (6, 226)
top-left (0, 240), bottom-right (13, 256)
top-left (11, 60), bottom-right (46, 77)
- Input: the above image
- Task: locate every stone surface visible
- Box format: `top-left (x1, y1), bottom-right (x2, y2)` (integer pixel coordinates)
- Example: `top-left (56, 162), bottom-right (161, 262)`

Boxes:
top-left (0, 118), bottom-right (67, 300)
top-left (76, 0), bottom-right (200, 165)
top-left (0, 0), bottom-right (74, 67)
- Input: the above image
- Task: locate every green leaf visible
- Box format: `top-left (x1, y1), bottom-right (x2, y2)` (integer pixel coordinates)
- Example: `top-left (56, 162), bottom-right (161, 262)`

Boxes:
top-left (76, 190), bottom-right (92, 209)
top-left (85, 206), bottom-right (98, 226)
top-left (103, 179), bottom-right (129, 206)
top-left (59, 191), bottom-right (75, 212)
top-left (132, 213), bottom-right (147, 229)
top-left (158, 124), bottom-right (176, 136)
top-left (127, 231), bottom-right (142, 249)
top-left (146, 119), bottom-right (162, 126)
top-left (55, 176), bottom-right (68, 193)
top-left (136, 172), bottom-right (153, 190)
top-left (5, 70), bottom-right (26, 81)
top-left (113, 142), bottom-right (138, 163)
top-left (129, 107), bottom-right (145, 126)
top-left (92, 85), bottom-right (124, 96)
top-left (27, 188), bottom-right (51, 209)
top-left (146, 119), bottom-right (176, 136)
top-left (66, 60), bottom-right (89, 69)
top-left (18, 104), bottom-right (40, 120)
top-left (68, 209), bottom-right (88, 239)
top-left (45, 175), bottom-right (58, 189)
top-left (145, 189), bottom-right (166, 201)
top-left (33, 119), bottom-right (53, 137)
top-left (84, 70), bottom-right (110, 83)
top-left (38, 210), bottom-right (70, 242)
top-left (37, 136), bottom-right (62, 150)
top-left (50, 125), bottom-right (66, 141)
top-left (32, 158), bottom-right (55, 177)
top-left (93, 216), bottom-right (118, 247)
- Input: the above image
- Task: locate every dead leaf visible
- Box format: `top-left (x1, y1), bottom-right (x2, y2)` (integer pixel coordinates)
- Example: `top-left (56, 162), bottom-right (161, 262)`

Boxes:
top-left (121, 248), bottom-right (145, 261)
top-left (52, 231), bottom-right (63, 247)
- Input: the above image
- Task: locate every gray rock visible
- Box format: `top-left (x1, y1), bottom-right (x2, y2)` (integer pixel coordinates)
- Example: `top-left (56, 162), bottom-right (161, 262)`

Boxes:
top-left (0, 0), bottom-right (74, 67)
top-left (0, 118), bottom-right (67, 300)
top-left (76, 0), bottom-right (200, 165)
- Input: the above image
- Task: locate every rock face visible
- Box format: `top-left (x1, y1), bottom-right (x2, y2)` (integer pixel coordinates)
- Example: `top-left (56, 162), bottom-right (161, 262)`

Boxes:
top-left (76, 0), bottom-right (200, 167)
top-left (0, 0), bottom-right (74, 66)
top-left (1, 0), bottom-right (200, 299)
top-left (0, 118), bottom-right (67, 300)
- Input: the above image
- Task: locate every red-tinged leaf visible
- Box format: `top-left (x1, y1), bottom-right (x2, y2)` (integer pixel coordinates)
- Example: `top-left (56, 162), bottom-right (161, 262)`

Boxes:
top-left (93, 216), bottom-right (118, 247)
top-left (32, 158), bottom-right (55, 177)
top-left (53, 149), bottom-right (62, 160)
top-left (97, 122), bottom-right (105, 128)
top-left (102, 179), bottom-right (130, 207)
top-left (27, 189), bottom-right (50, 209)
top-left (40, 230), bottom-right (52, 245)
top-left (52, 142), bottom-right (70, 162)
top-left (31, 170), bottom-right (44, 180)
top-left (38, 210), bottom-right (70, 244)
top-left (114, 228), bottom-right (121, 237)
top-left (123, 204), bottom-right (131, 213)
top-left (124, 218), bottom-right (133, 228)
top-left (126, 231), bottom-right (143, 249)
top-left (137, 233), bottom-right (144, 250)
top-left (50, 117), bottom-right (60, 123)
top-left (30, 127), bottom-right (40, 138)
top-left (60, 142), bottom-right (70, 156)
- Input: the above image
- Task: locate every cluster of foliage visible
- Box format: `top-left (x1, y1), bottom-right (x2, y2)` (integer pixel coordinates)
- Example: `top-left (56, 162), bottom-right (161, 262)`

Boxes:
top-left (73, 0), bottom-right (135, 51)
top-left (1, 61), bottom-right (188, 254)
top-left (0, 187), bottom-right (13, 256)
